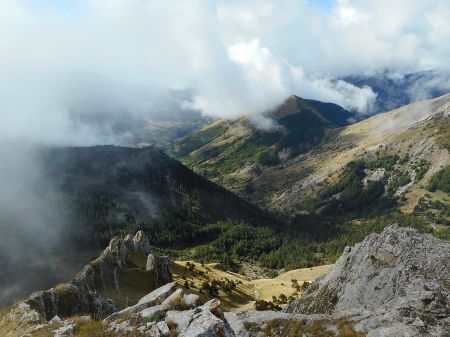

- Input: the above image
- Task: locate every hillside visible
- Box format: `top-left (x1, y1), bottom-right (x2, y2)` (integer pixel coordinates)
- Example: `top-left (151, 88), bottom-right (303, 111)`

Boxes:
top-left (263, 93), bottom-right (450, 219)
top-left (176, 93), bottom-right (450, 232)
top-left (170, 260), bottom-right (331, 311)
top-left (40, 145), bottom-right (271, 240)
top-left (0, 145), bottom-right (273, 307)
top-left (171, 95), bottom-right (355, 195)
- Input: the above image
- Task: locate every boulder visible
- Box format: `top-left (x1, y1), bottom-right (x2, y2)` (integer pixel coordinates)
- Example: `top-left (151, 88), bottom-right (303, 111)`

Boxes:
top-left (157, 321), bottom-right (170, 336)
top-left (104, 282), bottom-right (178, 322)
top-left (183, 293), bottom-right (201, 308)
top-left (146, 254), bottom-right (173, 288)
top-left (166, 299), bottom-right (236, 337)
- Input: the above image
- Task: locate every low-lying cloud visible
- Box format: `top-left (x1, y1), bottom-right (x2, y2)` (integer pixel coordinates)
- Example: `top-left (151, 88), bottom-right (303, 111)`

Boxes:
top-left (1, 0), bottom-right (450, 144)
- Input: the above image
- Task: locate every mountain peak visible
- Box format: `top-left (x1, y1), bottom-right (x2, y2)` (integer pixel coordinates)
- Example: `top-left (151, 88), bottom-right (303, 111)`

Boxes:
top-left (285, 224), bottom-right (450, 335)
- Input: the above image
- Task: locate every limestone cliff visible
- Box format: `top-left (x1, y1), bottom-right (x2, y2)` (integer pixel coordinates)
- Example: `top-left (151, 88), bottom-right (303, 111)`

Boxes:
top-left (284, 224), bottom-right (450, 336)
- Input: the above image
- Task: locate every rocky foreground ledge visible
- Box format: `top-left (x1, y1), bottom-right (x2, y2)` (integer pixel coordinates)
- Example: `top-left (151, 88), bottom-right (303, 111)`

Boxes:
top-left (0, 224), bottom-right (449, 337)
top-left (285, 224), bottom-right (450, 336)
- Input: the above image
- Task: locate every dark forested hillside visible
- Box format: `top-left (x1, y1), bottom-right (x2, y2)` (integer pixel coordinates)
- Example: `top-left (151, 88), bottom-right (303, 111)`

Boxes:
top-left (0, 145), bottom-right (275, 306)
top-left (40, 145), bottom-right (273, 247)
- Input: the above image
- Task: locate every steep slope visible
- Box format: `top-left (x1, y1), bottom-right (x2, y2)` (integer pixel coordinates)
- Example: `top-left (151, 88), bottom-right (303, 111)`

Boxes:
top-left (172, 96), bottom-right (355, 195)
top-left (284, 224), bottom-right (450, 336)
top-left (1, 145), bottom-right (273, 307)
top-left (40, 145), bottom-right (270, 236)
top-left (265, 93), bottom-right (450, 208)
top-left (217, 93), bottom-right (449, 226)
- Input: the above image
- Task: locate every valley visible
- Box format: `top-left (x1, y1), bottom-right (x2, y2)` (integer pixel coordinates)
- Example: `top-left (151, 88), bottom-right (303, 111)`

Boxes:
top-left (171, 260), bottom-right (331, 311)
top-left (174, 94), bottom-right (450, 239)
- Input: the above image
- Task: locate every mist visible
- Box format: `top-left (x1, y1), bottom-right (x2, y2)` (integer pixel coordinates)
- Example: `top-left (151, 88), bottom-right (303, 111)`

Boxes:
top-left (0, 142), bottom-right (97, 306)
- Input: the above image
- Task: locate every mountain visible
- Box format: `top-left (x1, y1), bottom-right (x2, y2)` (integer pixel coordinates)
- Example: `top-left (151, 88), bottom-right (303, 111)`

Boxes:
top-left (171, 95), bottom-right (356, 195)
top-left (40, 145), bottom-right (270, 236)
top-left (262, 93), bottom-right (450, 217)
top-left (192, 94), bottom-right (450, 218)
top-left (344, 70), bottom-right (450, 114)
top-left (0, 145), bottom-right (273, 307)
top-left (172, 94), bottom-right (450, 224)
top-left (284, 224), bottom-right (450, 336)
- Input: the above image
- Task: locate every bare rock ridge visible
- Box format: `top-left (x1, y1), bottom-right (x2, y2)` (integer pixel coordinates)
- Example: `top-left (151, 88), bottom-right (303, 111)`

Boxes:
top-left (284, 224), bottom-right (450, 336)
top-left (105, 282), bottom-right (236, 337)
top-left (24, 230), bottom-right (172, 320)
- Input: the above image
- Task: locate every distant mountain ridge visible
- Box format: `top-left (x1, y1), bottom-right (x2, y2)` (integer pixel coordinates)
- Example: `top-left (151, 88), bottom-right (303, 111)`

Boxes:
top-left (344, 70), bottom-right (450, 114)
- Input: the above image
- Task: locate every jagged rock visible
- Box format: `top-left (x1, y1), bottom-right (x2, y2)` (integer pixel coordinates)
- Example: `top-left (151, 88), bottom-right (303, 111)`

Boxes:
top-left (161, 288), bottom-right (184, 306)
top-left (104, 282), bottom-right (178, 322)
top-left (137, 282), bottom-right (178, 306)
top-left (21, 231), bottom-right (161, 322)
top-left (183, 293), bottom-right (201, 308)
top-left (133, 230), bottom-right (152, 255)
top-left (123, 234), bottom-right (134, 252)
top-left (224, 312), bottom-right (249, 337)
top-left (104, 283), bottom-right (235, 337)
top-left (148, 324), bottom-right (162, 337)
top-left (53, 321), bottom-right (77, 337)
top-left (165, 299), bottom-right (236, 337)
top-left (146, 254), bottom-right (174, 288)
top-left (140, 304), bottom-right (166, 318)
top-left (284, 224), bottom-right (450, 336)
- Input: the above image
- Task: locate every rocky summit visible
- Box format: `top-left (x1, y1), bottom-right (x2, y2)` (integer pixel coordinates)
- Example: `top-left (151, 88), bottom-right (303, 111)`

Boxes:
top-left (284, 224), bottom-right (450, 336)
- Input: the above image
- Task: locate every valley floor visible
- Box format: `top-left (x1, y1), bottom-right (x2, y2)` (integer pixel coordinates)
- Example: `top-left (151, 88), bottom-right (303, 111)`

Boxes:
top-left (171, 260), bottom-right (331, 311)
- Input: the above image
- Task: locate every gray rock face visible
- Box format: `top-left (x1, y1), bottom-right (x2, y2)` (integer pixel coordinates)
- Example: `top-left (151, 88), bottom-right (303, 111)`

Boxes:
top-left (133, 230), bottom-right (152, 255)
top-left (146, 254), bottom-right (174, 288)
top-left (104, 281), bottom-right (178, 322)
top-left (23, 230), bottom-right (168, 321)
top-left (166, 299), bottom-right (236, 337)
top-left (284, 224), bottom-right (450, 336)
top-left (105, 284), bottom-right (236, 337)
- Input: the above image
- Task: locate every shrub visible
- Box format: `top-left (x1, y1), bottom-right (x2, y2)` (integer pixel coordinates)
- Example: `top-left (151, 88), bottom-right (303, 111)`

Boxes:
top-left (428, 166), bottom-right (450, 193)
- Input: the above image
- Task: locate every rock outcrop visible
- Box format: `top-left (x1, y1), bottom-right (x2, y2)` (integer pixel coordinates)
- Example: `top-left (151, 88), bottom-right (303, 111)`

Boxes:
top-left (106, 283), bottom-right (236, 337)
top-left (23, 230), bottom-right (172, 321)
top-left (285, 224), bottom-right (450, 336)
top-left (147, 254), bottom-right (174, 288)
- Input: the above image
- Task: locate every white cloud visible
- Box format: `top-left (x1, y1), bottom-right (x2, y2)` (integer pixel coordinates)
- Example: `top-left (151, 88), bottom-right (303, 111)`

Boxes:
top-left (0, 0), bottom-right (449, 143)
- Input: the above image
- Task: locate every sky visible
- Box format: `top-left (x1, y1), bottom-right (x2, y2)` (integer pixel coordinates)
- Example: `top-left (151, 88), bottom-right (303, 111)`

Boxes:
top-left (0, 0), bottom-right (450, 144)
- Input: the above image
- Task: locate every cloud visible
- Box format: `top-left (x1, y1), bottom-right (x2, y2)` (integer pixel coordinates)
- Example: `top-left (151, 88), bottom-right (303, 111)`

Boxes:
top-left (1, 0), bottom-right (449, 143)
